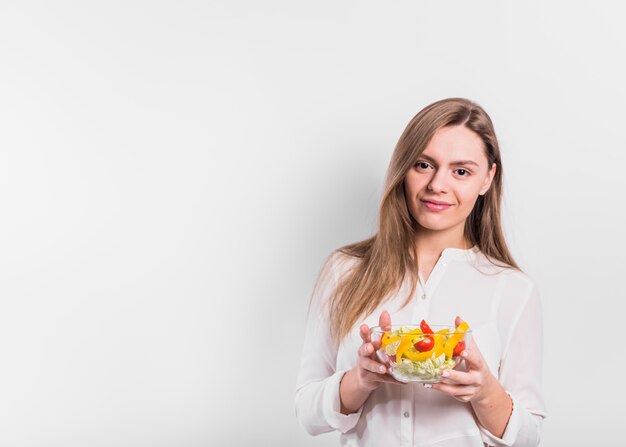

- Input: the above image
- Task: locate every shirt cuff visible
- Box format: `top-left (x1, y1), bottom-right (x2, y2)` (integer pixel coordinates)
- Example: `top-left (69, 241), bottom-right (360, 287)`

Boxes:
top-left (322, 368), bottom-right (363, 434)
top-left (479, 392), bottom-right (520, 447)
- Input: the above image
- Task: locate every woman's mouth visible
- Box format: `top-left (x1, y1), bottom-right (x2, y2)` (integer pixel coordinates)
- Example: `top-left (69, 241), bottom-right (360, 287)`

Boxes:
top-left (421, 200), bottom-right (452, 211)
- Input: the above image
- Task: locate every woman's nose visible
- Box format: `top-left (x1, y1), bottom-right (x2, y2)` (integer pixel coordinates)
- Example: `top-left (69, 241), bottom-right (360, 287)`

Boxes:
top-left (427, 169), bottom-right (448, 193)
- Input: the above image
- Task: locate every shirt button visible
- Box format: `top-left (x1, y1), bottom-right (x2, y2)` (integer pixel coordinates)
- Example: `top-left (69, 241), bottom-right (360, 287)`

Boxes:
top-left (403, 411), bottom-right (410, 418)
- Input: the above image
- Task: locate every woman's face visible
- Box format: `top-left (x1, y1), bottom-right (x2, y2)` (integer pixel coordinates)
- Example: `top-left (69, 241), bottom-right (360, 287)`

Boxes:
top-left (403, 125), bottom-right (497, 237)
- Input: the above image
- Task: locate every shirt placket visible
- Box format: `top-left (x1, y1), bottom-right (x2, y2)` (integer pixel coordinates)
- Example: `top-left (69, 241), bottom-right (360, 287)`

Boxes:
top-left (407, 255), bottom-right (451, 446)
top-left (411, 255), bottom-right (450, 323)
top-left (400, 387), bottom-right (413, 446)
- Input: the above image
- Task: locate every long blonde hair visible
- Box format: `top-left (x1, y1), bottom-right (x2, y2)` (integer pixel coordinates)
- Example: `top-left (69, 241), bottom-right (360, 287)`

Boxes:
top-left (328, 98), bottom-right (519, 342)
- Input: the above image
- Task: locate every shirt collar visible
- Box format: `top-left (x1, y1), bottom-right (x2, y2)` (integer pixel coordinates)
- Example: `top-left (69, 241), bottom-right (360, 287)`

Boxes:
top-left (440, 245), bottom-right (479, 261)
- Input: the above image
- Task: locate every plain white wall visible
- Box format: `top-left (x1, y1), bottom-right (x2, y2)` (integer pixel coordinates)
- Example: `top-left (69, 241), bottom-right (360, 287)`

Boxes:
top-left (1, 1), bottom-right (624, 446)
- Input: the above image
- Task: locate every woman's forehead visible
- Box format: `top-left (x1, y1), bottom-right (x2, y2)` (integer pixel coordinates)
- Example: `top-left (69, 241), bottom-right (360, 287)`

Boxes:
top-left (421, 126), bottom-right (487, 166)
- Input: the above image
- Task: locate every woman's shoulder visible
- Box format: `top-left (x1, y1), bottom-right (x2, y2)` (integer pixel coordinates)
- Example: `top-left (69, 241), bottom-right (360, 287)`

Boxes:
top-left (308, 250), bottom-right (360, 308)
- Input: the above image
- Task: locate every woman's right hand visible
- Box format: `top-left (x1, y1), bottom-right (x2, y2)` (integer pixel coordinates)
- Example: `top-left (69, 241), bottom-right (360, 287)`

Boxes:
top-left (340, 310), bottom-right (405, 414)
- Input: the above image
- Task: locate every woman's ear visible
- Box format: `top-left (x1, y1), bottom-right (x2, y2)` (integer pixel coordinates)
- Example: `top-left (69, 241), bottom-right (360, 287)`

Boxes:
top-left (479, 163), bottom-right (497, 196)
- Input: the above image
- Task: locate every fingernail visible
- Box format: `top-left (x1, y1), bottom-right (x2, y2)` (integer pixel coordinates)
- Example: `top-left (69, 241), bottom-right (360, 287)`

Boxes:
top-left (442, 370), bottom-right (450, 377)
top-left (423, 383), bottom-right (432, 389)
top-left (379, 366), bottom-right (386, 373)
top-left (461, 351), bottom-right (468, 358)
top-left (367, 345), bottom-right (373, 353)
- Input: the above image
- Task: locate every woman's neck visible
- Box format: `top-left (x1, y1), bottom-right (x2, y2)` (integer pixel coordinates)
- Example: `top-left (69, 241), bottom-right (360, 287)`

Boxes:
top-left (414, 225), bottom-right (470, 260)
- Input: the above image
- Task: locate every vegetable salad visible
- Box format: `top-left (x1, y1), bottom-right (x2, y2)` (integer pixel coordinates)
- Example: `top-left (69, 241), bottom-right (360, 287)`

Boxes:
top-left (378, 319), bottom-right (470, 381)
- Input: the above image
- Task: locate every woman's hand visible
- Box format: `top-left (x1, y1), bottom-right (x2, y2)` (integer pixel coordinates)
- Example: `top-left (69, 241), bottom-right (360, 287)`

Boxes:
top-left (339, 310), bottom-right (404, 414)
top-left (431, 341), bottom-right (498, 403)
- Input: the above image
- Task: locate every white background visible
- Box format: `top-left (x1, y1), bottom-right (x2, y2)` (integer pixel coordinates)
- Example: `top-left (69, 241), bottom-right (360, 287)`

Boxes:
top-left (1, 1), bottom-right (624, 446)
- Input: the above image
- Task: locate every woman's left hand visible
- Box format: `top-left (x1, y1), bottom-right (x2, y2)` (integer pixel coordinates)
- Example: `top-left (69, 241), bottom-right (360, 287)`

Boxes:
top-left (431, 317), bottom-right (501, 404)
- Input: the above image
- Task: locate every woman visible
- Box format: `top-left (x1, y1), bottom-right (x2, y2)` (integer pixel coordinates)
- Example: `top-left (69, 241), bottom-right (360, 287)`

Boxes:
top-left (295, 98), bottom-right (546, 447)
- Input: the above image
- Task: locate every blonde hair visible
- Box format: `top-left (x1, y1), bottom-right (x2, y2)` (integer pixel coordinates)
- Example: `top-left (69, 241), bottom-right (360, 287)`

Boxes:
top-left (328, 98), bottom-right (519, 342)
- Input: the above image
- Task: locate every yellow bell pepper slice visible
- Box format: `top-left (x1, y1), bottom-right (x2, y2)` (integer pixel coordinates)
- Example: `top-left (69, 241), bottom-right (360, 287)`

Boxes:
top-left (395, 335), bottom-right (415, 363)
top-left (444, 322), bottom-right (470, 358)
top-left (398, 330), bottom-right (435, 362)
top-left (381, 332), bottom-right (401, 347)
top-left (404, 347), bottom-right (434, 361)
top-left (433, 333), bottom-right (446, 357)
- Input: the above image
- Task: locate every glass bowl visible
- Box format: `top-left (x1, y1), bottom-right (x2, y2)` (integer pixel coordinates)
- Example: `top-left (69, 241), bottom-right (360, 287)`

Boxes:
top-left (370, 323), bottom-right (472, 383)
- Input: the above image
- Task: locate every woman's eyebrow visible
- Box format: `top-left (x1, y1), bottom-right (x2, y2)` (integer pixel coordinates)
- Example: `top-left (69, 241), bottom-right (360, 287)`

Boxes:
top-left (419, 153), bottom-right (480, 167)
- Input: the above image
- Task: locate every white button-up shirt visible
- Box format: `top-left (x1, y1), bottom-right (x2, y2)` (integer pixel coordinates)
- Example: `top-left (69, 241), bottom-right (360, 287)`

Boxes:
top-left (295, 246), bottom-right (546, 447)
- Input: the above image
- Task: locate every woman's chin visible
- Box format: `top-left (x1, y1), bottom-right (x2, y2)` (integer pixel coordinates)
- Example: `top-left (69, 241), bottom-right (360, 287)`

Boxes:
top-left (415, 218), bottom-right (464, 233)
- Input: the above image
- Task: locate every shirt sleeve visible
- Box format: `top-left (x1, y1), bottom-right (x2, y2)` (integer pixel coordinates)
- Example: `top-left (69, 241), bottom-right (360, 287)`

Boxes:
top-left (294, 253), bottom-right (363, 435)
top-left (479, 281), bottom-right (547, 447)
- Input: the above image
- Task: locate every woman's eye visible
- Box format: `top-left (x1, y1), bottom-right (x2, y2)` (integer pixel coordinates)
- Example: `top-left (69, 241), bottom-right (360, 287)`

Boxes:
top-left (415, 162), bottom-right (431, 169)
top-left (455, 169), bottom-right (470, 176)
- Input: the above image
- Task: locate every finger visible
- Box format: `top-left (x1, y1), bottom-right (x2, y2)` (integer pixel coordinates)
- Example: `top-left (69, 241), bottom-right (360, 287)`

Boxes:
top-left (359, 357), bottom-right (388, 375)
top-left (440, 368), bottom-right (473, 385)
top-left (359, 342), bottom-right (375, 358)
top-left (454, 315), bottom-right (464, 328)
top-left (462, 338), bottom-right (486, 370)
top-left (379, 310), bottom-right (391, 332)
top-left (359, 324), bottom-right (371, 343)
top-left (431, 381), bottom-right (474, 397)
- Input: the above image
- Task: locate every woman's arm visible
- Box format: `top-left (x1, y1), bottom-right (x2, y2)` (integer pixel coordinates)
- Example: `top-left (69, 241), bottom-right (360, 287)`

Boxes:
top-left (432, 329), bottom-right (513, 437)
top-left (478, 282), bottom-right (546, 446)
top-left (294, 253), bottom-right (363, 435)
top-left (465, 354), bottom-right (513, 437)
top-left (432, 283), bottom-right (546, 446)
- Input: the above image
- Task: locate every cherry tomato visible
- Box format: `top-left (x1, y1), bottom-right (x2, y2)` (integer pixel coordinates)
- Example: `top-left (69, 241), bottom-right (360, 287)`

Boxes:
top-left (420, 319), bottom-right (433, 335)
top-left (414, 336), bottom-right (434, 352)
top-left (453, 340), bottom-right (466, 356)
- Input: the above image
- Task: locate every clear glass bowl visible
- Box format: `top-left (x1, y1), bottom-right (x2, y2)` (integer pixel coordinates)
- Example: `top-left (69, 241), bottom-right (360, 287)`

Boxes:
top-left (370, 324), bottom-right (473, 383)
